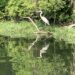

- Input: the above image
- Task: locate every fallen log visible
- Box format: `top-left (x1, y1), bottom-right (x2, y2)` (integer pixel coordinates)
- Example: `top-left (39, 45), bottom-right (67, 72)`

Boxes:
top-left (68, 24), bottom-right (75, 28)
top-left (66, 24), bottom-right (75, 28)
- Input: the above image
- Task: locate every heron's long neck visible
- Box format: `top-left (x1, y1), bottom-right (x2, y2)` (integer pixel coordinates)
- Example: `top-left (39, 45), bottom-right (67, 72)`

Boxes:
top-left (40, 12), bottom-right (42, 17)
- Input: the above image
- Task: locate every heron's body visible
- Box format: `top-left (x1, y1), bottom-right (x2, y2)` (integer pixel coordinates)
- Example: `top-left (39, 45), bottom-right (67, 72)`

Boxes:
top-left (39, 11), bottom-right (50, 25)
top-left (39, 44), bottom-right (49, 58)
top-left (40, 16), bottom-right (50, 25)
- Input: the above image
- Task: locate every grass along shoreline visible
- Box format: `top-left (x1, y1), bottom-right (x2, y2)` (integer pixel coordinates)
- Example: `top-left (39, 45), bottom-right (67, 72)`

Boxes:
top-left (0, 21), bottom-right (75, 75)
top-left (0, 21), bottom-right (75, 43)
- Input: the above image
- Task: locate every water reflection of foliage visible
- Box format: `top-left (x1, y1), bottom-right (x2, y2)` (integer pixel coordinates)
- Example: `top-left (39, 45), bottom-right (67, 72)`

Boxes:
top-left (0, 35), bottom-right (74, 75)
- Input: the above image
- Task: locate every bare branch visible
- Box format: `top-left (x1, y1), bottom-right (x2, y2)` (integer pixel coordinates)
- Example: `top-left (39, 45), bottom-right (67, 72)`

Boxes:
top-left (24, 17), bottom-right (39, 31)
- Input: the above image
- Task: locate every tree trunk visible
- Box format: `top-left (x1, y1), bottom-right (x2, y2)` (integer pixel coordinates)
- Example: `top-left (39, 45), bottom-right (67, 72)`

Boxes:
top-left (70, 0), bottom-right (75, 9)
top-left (35, 0), bottom-right (39, 8)
top-left (73, 0), bottom-right (75, 10)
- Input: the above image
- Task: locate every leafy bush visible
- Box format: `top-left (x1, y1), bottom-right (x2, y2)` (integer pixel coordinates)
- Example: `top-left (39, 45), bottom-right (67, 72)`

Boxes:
top-left (0, 0), bottom-right (9, 20)
top-left (39, 0), bottom-right (72, 23)
top-left (0, 0), bottom-right (72, 22)
top-left (39, 0), bottom-right (66, 12)
top-left (5, 0), bottom-right (36, 18)
top-left (0, 11), bottom-right (4, 19)
top-left (0, 0), bottom-right (8, 11)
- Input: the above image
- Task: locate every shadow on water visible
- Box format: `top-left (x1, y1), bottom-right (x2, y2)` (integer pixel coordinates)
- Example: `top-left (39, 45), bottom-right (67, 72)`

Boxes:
top-left (0, 35), bottom-right (15, 75)
top-left (33, 37), bottom-right (75, 75)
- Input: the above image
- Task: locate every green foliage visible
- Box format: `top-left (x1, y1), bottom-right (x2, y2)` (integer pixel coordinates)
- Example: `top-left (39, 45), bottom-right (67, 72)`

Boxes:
top-left (0, 0), bottom-right (8, 11)
top-left (0, 22), bottom-right (75, 75)
top-left (39, 0), bottom-right (66, 11)
top-left (0, 21), bottom-right (37, 39)
top-left (0, 11), bottom-right (4, 19)
top-left (0, 0), bottom-right (9, 20)
top-left (39, 0), bottom-right (72, 23)
top-left (0, 21), bottom-right (75, 43)
top-left (5, 0), bottom-right (36, 18)
top-left (4, 0), bottom-right (73, 22)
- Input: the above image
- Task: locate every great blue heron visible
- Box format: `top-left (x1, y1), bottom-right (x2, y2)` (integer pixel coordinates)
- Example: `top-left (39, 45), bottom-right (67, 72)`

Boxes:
top-left (37, 10), bottom-right (50, 25)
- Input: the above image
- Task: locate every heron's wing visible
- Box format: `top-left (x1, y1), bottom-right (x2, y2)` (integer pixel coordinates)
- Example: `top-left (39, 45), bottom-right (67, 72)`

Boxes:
top-left (40, 44), bottom-right (49, 53)
top-left (39, 44), bottom-right (49, 58)
top-left (41, 16), bottom-right (50, 25)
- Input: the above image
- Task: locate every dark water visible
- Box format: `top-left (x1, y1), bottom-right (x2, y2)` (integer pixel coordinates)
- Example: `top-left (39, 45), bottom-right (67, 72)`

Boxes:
top-left (0, 35), bottom-right (75, 75)
top-left (0, 35), bottom-right (15, 75)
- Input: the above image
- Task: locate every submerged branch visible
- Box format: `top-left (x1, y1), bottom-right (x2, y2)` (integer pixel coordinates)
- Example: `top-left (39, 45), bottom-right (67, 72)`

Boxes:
top-left (28, 36), bottom-right (39, 50)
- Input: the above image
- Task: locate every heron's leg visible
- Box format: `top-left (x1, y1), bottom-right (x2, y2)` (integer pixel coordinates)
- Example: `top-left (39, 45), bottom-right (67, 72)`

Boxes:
top-left (40, 52), bottom-right (42, 58)
top-left (45, 23), bottom-right (46, 26)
